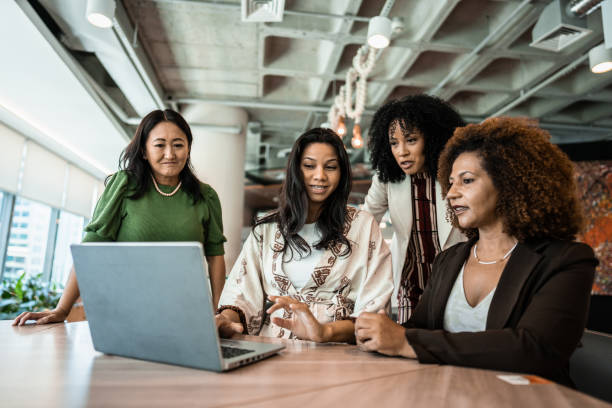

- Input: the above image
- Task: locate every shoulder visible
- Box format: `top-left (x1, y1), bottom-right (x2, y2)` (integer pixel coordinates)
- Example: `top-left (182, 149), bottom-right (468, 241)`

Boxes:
top-left (102, 170), bottom-right (133, 196)
top-left (526, 239), bottom-right (597, 265)
top-left (198, 183), bottom-right (223, 210)
top-left (346, 207), bottom-right (377, 229)
top-left (199, 182), bottom-right (218, 199)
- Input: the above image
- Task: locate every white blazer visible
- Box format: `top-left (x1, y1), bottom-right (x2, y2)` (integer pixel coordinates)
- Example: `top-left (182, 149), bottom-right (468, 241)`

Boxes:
top-left (363, 174), bottom-right (465, 301)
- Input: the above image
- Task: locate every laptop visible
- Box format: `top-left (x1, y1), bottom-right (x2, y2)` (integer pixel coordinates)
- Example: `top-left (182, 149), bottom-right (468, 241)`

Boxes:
top-left (71, 242), bottom-right (284, 372)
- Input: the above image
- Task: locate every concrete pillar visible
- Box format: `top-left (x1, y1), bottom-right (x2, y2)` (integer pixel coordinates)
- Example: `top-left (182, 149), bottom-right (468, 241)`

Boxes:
top-left (182, 104), bottom-right (248, 273)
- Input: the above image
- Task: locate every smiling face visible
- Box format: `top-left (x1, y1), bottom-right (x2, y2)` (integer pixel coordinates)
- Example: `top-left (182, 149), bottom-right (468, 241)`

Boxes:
top-left (446, 152), bottom-right (500, 231)
top-left (301, 142), bottom-right (341, 215)
top-left (144, 121), bottom-right (190, 185)
top-left (388, 120), bottom-right (426, 175)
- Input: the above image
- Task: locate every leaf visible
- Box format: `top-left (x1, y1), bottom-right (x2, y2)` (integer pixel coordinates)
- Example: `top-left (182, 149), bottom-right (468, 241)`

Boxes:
top-left (14, 272), bottom-right (25, 302)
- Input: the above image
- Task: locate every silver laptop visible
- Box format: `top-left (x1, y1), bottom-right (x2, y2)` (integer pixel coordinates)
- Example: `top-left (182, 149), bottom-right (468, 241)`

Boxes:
top-left (71, 242), bottom-right (284, 371)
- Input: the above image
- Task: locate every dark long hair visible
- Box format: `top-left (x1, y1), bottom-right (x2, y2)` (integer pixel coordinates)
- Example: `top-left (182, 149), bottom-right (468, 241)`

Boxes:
top-left (254, 128), bottom-right (353, 260)
top-left (114, 109), bottom-right (203, 203)
top-left (368, 94), bottom-right (465, 182)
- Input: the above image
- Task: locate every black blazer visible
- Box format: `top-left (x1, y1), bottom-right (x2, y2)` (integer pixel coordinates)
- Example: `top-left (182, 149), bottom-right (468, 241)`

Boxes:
top-left (403, 238), bottom-right (598, 386)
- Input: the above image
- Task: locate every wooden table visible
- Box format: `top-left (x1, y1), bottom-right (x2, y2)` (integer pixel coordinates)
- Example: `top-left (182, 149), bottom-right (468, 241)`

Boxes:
top-left (1, 321), bottom-right (609, 407)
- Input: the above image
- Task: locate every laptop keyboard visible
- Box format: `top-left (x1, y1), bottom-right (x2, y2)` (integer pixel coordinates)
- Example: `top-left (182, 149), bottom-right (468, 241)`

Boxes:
top-left (221, 346), bottom-right (254, 359)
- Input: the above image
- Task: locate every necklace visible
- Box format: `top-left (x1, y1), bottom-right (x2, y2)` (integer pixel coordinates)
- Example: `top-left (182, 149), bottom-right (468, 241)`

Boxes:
top-left (151, 174), bottom-right (182, 197)
top-left (473, 241), bottom-right (518, 265)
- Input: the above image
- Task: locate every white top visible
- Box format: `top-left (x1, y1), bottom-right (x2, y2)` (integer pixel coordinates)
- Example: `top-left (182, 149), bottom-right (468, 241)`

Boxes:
top-left (282, 222), bottom-right (324, 290)
top-left (443, 263), bottom-right (496, 333)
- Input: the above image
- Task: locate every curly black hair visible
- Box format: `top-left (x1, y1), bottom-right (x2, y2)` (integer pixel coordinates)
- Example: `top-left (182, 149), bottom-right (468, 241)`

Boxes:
top-left (438, 117), bottom-right (584, 241)
top-left (368, 94), bottom-right (465, 182)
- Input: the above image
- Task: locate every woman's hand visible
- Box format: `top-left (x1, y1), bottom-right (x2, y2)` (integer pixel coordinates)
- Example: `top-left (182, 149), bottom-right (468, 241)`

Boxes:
top-left (12, 307), bottom-right (69, 327)
top-left (215, 311), bottom-right (244, 338)
top-left (355, 310), bottom-right (416, 358)
top-left (267, 295), bottom-right (329, 342)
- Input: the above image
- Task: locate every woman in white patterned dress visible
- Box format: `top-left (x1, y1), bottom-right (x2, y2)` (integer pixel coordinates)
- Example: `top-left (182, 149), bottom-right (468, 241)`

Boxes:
top-left (215, 128), bottom-right (393, 342)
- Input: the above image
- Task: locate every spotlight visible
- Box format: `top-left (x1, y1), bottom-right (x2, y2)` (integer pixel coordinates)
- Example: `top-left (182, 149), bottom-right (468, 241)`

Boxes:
top-left (86, 0), bottom-right (116, 28)
top-left (351, 124), bottom-right (363, 149)
top-left (336, 116), bottom-right (347, 137)
top-left (367, 16), bottom-right (392, 49)
top-left (589, 43), bottom-right (612, 74)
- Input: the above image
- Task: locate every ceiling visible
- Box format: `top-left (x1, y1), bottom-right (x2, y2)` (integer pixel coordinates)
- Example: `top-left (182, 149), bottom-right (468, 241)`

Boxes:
top-left (19, 0), bottom-right (612, 174)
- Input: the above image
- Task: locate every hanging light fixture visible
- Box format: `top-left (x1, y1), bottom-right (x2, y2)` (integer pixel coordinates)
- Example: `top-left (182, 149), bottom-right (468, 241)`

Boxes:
top-left (336, 116), bottom-right (347, 137)
top-left (589, 43), bottom-right (612, 74)
top-left (351, 124), bottom-right (363, 149)
top-left (86, 0), bottom-right (116, 28)
top-left (367, 16), bottom-right (392, 49)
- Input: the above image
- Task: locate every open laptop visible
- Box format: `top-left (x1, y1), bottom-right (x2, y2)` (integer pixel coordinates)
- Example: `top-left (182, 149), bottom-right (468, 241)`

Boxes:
top-left (71, 242), bottom-right (284, 372)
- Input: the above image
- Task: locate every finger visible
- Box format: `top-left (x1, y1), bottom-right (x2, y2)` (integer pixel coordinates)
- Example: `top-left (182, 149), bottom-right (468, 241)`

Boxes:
top-left (266, 302), bottom-right (291, 314)
top-left (355, 327), bottom-right (374, 341)
top-left (268, 295), bottom-right (295, 304)
top-left (289, 303), bottom-right (317, 322)
top-left (271, 317), bottom-right (293, 330)
top-left (377, 309), bottom-right (387, 315)
top-left (12, 312), bottom-right (26, 326)
top-left (354, 316), bottom-right (375, 330)
top-left (360, 338), bottom-right (379, 352)
top-left (18, 313), bottom-right (35, 326)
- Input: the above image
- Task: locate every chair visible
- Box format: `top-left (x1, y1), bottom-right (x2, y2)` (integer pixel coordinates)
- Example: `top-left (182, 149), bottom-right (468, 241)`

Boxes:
top-left (570, 330), bottom-right (612, 403)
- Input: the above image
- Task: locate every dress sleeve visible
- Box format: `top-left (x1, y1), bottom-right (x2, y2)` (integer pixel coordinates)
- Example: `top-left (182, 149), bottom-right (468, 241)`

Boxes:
top-left (403, 243), bottom-right (597, 382)
top-left (362, 174), bottom-right (389, 223)
top-left (202, 185), bottom-right (227, 256)
top-left (82, 172), bottom-right (129, 242)
top-left (217, 228), bottom-right (265, 334)
top-left (351, 213), bottom-right (394, 316)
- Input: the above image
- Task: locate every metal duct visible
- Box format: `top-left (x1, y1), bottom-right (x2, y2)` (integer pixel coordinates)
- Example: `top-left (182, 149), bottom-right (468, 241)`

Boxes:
top-left (567, 0), bottom-right (605, 17)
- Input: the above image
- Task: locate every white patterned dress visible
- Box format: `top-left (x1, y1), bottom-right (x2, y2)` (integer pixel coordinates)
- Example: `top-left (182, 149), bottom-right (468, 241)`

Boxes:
top-left (217, 207), bottom-right (394, 339)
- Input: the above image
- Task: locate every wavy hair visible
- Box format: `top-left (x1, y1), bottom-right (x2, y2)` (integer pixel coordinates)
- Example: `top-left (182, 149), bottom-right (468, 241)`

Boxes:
top-left (438, 116), bottom-right (584, 241)
top-left (368, 94), bottom-right (465, 182)
top-left (254, 128), bottom-right (353, 260)
top-left (114, 109), bottom-right (203, 203)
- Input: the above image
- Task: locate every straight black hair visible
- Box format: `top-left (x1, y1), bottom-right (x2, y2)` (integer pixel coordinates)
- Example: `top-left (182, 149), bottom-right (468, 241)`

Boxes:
top-left (254, 128), bottom-right (353, 260)
top-left (113, 109), bottom-right (203, 203)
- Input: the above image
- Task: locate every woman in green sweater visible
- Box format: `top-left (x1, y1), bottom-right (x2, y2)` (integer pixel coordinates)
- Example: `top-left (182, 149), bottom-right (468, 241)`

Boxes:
top-left (13, 109), bottom-right (227, 326)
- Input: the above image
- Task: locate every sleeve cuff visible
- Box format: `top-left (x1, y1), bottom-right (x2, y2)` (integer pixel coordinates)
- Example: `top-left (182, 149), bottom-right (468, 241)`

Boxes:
top-left (81, 231), bottom-right (110, 243)
top-left (404, 328), bottom-right (438, 364)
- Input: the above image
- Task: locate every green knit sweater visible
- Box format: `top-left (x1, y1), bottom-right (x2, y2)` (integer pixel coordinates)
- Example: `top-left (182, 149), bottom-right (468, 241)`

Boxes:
top-left (82, 171), bottom-right (226, 256)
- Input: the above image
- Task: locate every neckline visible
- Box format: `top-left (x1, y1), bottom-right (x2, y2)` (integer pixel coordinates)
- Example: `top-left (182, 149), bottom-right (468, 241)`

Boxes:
top-left (459, 264), bottom-right (496, 309)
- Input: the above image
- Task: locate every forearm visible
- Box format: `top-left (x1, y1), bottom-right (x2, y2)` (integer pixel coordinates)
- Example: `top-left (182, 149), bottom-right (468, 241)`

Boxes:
top-left (322, 320), bottom-right (357, 343)
top-left (207, 255), bottom-right (226, 310)
top-left (56, 267), bottom-right (80, 315)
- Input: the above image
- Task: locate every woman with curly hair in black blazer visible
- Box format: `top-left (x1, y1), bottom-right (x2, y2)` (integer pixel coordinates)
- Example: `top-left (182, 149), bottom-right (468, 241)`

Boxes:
top-left (364, 94), bottom-right (466, 324)
top-left (356, 117), bottom-right (597, 386)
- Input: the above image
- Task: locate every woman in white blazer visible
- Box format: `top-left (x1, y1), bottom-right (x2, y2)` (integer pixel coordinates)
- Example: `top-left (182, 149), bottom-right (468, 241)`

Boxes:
top-left (363, 95), bottom-right (466, 323)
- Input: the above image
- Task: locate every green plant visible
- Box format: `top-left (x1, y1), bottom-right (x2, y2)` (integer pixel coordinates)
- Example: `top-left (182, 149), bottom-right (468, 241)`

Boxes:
top-left (0, 272), bottom-right (63, 320)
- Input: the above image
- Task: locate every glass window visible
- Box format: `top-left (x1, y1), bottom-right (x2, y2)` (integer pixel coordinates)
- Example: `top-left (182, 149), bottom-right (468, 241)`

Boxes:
top-left (51, 210), bottom-right (85, 285)
top-left (3, 197), bottom-right (52, 280)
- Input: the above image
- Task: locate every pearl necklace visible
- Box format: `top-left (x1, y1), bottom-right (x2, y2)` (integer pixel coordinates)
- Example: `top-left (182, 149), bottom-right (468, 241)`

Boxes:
top-left (473, 241), bottom-right (518, 265)
top-left (151, 174), bottom-right (182, 197)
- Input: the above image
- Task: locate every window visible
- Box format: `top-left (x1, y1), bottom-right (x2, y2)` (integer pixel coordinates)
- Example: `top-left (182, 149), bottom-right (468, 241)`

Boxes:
top-left (51, 210), bottom-right (85, 285)
top-left (3, 197), bottom-right (52, 280)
